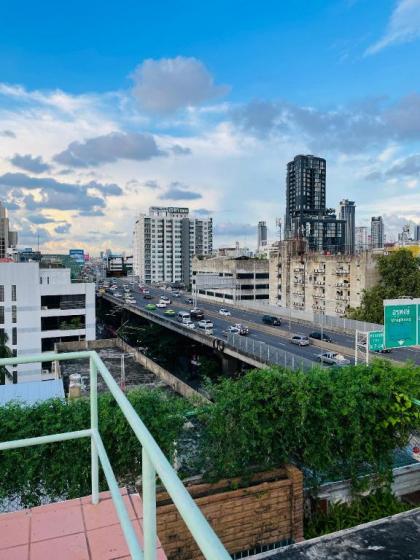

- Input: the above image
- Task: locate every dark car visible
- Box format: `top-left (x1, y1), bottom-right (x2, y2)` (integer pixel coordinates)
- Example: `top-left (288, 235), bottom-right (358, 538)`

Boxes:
top-left (143, 294), bottom-right (153, 300)
top-left (190, 308), bottom-right (204, 320)
top-left (262, 315), bottom-right (281, 326)
top-left (309, 332), bottom-right (332, 343)
top-left (184, 298), bottom-right (193, 304)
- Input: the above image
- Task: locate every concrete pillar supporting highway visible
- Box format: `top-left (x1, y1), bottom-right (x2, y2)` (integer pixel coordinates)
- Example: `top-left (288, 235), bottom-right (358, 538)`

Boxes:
top-left (218, 352), bottom-right (240, 376)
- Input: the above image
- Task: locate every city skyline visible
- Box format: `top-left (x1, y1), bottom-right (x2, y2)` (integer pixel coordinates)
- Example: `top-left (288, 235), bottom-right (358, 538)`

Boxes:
top-left (0, 1), bottom-right (420, 254)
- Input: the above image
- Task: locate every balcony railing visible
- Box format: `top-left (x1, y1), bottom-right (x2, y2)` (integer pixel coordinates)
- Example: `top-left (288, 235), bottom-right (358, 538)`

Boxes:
top-left (0, 351), bottom-right (230, 560)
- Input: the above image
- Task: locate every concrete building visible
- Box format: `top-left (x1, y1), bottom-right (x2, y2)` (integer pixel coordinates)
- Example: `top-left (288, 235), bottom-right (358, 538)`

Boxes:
top-left (217, 243), bottom-right (253, 258)
top-left (269, 240), bottom-right (379, 316)
top-left (133, 207), bottom-right (212, 286)
top-left (355, 226), bottom-right (369, 252)
top-left (371, 216), bottom-right (384, 249)
top-left (192, 255), bottom-right (269, 303)
top-left (0, 201), bottom-right (18, 258)
top-left (285, 155), bottom-right (346, 253)
top-left (339, 200), bottom-right (356, 254)
top-left (0, 262), bottom-right (95, 382)
top-left (257, 221), bottom-right (268, 251)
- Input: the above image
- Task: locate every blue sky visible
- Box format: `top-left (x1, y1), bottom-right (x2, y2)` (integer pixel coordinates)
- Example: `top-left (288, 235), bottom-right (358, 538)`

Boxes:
top-left (1, 0), bottom-right (420, 253)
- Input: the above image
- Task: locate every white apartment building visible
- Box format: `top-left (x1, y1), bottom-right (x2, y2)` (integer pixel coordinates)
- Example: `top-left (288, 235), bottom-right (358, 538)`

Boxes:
top-left (133, 207), bottom-right (213, 286)
top-left (0, 262), bottom-right (95, 382)
top-left (268, 241), bottom-right (380, 317)
top-left (192, 255), bottom-right (270, 303)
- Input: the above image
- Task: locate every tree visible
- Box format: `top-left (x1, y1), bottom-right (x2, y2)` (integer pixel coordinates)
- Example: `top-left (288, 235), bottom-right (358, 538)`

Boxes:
top-left (0, 331), bottom-right (12, 385)
top-left (348, 249), bottom-right (420, 324)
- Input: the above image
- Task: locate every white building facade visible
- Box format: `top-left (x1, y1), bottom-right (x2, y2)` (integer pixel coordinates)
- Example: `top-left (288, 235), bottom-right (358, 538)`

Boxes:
top-left (0, 263), bottom-right (95, 382)
top-left (133, 207), bottom-right (212, 286)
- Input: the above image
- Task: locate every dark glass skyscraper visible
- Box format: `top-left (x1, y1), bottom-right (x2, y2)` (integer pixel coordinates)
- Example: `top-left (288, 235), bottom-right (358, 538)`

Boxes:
top-left (285, 155), bottom-right (345, 253)
top-left (339, 199), bottom-right (356, 254)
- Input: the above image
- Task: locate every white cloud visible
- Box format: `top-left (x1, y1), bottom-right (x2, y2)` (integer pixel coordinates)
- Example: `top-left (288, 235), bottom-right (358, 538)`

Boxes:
top-left (366, 0), bottom-right (420, 55)
top-left (131, 56), bottom-right (229, 114)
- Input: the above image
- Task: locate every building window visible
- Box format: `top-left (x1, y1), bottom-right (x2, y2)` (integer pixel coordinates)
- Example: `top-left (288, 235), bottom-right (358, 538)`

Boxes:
top-left (12, 327), bottom-right (17, 345)
top-left (11, 285), bottom-right (16, 301)
top-left (0, 286), bottom-right (4, 302)
top-left (0, 306), bottom-right (3, 324)
top-left (12, 306), bottom-right (17, 323)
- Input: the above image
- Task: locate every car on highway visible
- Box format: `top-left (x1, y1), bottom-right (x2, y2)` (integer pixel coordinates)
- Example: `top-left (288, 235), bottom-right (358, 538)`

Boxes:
top-left (156, 301), bottom-right (167, 308)
top-left (317, 352), bottom-right (350, 366)
top-left (184, 297), bottom-right (194, 304)
top-left (234, 323), bottom-right (249, 336)
top-left (160, 295), bottom-right (171, 304)
top-left (143, 289), bottom-right (150, 294)
top-left (198, 319), bottom-right (214, 329)
top-left (219, 308), bottom-right (231, 316)
top-left (262, 315), bottom-right (281, 326)
top-left (309, 332), bottom-right (332, 343)
top-left (143, 294), bottom-right (153, 300)
top-left (225, 325), bottom-right (240, 335)
top-left (190, 308), bottom-right (204, 320)
top-left (125, 297), bottom-right (136, 304)
top-left (114, 292), bottom-right (122, 298)
top-left (172, 292), bottom-right (180, 298)
top-left (183, 319), bottom-right (195, 329)
top-left (290, 335), bottom-right (310, 346)
top-left (145, 303), bottom-right (156, 310)
top-left (164, 309), bottom-right (176, 316)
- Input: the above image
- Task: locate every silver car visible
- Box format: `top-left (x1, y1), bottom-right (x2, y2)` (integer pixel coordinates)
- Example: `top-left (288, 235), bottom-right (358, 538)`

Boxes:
top-left (317, 352), bottom-right (350, 366)
top-left (290, 335), bottom-right (310, 346)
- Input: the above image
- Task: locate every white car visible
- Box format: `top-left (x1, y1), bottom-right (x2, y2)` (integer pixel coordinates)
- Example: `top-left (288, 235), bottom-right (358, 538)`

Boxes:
top-left (198, 319), bottom-right (214, 329)
top-left (114, 292), bottom-right (122, 298)
top-left (184, 319), bottom-right (195, 329)
top-left (126, 297), bottom-right (136, 304)
top-left (156, 301), bottom-right (167, 308)
top-left (219, 308), bottom-right (231, 316)
top-left (226, 325), bottom-right (240, 334)
top-left (160, 295), bottom-right (171, 303)
top-left (317, 352), bottom-right (350, 366)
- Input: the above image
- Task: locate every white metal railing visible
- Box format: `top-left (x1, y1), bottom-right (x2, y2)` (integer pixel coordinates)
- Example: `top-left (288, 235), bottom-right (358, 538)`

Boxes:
top-left (0, 351), bottom-right (230, 560)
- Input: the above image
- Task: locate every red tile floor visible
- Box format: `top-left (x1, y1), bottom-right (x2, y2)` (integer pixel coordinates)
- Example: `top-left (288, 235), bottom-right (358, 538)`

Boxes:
top-left (0, 488), bottom-right (167, 559)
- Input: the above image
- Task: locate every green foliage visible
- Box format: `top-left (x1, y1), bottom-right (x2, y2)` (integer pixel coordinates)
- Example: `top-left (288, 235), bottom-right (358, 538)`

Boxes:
top-left (198, 361), bottom-right (420, 491)
top-left (305, 490), bottom-right (413, 539)
top-left (0, 387), bottom-right (190, 507)
top-left (348, 249), bottom-right (420, 324)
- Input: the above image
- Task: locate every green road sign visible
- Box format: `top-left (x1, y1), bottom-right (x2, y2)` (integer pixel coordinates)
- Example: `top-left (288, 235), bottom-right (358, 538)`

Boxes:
top-left (384, 300), bottom-right (418, 349)
top-left (368, 331), bottom-right (384, 352)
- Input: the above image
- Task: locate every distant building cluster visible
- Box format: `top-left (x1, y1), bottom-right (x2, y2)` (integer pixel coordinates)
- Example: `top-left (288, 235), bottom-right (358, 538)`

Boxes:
top-left (0, 201), bottom-right (18, 259)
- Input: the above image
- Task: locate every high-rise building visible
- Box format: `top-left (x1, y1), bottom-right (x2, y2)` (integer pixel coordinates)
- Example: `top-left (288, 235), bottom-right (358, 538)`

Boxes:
top-left (0, 201), bottom-right (18, 258)
top-left (371, 216), bottom-right (384, 249)
top-left (257, 221), bottom-right (268, 250)
top-left (355, 226), bottom-right (368, 252)
top-left (285, 155), bottom-right (346, 253)
top-left (339, 200), bottom-right (356, 254)
top-left (133, 207), bottom-right (213, 286)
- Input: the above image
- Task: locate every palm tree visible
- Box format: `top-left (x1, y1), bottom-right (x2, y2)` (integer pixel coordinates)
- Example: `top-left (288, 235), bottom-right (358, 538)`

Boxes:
top-left (0, 331), bottom-right (12, 385)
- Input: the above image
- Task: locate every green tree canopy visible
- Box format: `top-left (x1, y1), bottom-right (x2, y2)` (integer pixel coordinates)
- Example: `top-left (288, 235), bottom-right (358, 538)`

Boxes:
top-left (348, 249), bottom-right (420, 324)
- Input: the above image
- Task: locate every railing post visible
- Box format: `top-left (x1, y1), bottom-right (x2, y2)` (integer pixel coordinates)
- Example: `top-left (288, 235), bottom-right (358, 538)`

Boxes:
top-left (143, 447), bottom-right (157, 560)
top-left (90, 355), bottom-right (99, 505)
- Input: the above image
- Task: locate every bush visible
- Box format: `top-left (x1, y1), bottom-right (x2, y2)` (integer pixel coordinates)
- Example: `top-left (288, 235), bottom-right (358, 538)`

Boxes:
top-left (305, 490), bottom-right (413, 539)
top-left (0, 388), bottom-right (191, 507)
top-left (198, 361), bottom-right (420, 491)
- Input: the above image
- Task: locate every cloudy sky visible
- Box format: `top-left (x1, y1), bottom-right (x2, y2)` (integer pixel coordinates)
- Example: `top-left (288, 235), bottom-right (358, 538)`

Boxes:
top-left (1, 0), bottom-right (420, 254)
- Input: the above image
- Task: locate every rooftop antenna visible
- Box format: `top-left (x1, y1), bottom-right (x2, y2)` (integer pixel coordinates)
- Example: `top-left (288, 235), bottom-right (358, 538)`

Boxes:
top-left (37, 229), bottom-right (40, 252)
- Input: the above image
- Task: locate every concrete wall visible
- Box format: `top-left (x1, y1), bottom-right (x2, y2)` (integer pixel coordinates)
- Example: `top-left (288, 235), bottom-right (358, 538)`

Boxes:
top-left (154, 466), bottom-right (304, 559)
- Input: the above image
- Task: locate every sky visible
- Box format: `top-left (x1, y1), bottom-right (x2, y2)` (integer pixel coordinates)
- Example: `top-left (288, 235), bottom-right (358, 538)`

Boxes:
top-left (1, 0), bottom-right (420, 254)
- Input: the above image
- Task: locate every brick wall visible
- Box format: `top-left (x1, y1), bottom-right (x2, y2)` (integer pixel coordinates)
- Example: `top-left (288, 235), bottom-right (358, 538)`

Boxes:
top-left (153, 466), bottom-right (303, 559)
